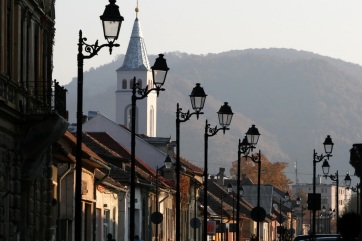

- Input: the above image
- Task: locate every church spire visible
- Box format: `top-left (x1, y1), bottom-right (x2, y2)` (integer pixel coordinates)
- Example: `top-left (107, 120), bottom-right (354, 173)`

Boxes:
top-left (118, 0), bottom-right (150, 71)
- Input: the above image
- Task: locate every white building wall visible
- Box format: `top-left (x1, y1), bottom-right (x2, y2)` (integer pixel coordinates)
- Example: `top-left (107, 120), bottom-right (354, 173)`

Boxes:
top-left (115, 70), bottom-right (157, 137)
top-left (292, 181), bottom-right (352, 216)
top-left (96, 187), bottom-right (119, 241)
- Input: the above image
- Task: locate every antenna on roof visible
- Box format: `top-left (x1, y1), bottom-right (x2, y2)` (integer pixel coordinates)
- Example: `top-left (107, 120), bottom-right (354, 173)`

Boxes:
top-left (295, 161), bottom-right (299, 184)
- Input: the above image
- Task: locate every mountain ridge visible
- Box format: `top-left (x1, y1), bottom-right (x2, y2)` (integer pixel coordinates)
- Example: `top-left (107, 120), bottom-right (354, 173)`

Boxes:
top-left (64, 48), bottom-right (362, 184)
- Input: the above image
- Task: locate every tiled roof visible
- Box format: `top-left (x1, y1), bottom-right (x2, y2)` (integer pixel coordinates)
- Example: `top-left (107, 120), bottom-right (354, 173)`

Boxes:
top-left (94, 169), bottom-right (126, 191)
top-left (181, 157), bottom-right (204, 176)
top-left (200, 180), bottom-right (253, 219)
top-left (86, 132), bottom-right (131, 161)
top-left (86, 131), bottom-right (171, 189)
top-left (56, 131), bottom-right (107, 168)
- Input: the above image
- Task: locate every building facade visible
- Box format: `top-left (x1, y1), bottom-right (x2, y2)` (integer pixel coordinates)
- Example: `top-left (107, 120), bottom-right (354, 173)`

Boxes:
top-left (0, 1), bottom-right (69, 241)
top-left (292, 176), bottom-right (352, 234)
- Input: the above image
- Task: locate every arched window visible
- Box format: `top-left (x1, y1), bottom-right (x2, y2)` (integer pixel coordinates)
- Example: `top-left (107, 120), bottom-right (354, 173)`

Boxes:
top-left (137, 79), bottom-right (142, 89)
top-left (125, 105), bottom-right (137, 132)
top-left (130, 78), bottom-right (135, 89)
top-left (122, 79), bottom-right (127, 89)
top-left (149, 106), bottom-right (154, 137)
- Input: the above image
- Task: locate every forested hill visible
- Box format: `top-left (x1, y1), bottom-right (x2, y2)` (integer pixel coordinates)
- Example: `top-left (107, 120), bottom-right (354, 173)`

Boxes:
top-left (64, 48), bottom-right (362, 183)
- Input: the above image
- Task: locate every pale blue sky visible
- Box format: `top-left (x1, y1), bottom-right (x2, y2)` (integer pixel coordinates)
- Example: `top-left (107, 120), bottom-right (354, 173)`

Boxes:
top-left (54, 0), bottom-right (362, 85)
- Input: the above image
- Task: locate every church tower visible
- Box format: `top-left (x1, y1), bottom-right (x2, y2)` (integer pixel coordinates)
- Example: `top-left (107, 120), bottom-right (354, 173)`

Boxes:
top-left (115, 7), bottom-right (157, 137)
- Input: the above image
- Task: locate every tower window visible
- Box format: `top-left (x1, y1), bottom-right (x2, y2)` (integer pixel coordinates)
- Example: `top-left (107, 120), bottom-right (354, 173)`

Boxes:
top-left (130, 78), bottom-right (135, 89)
top-left (122, 79), bottom-right (127, 89)
top-left (137, 79), bottom-right (142, 89)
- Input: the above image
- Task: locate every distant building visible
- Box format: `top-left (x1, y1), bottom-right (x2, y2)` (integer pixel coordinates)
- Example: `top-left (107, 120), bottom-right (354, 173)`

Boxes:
top-left (115, 13), bottom-right (158, 137)
top-left (292, 175), bottom-right (352, 234)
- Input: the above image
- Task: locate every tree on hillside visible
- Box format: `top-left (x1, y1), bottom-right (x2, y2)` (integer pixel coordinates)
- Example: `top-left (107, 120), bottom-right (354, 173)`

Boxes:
top-left (229, 153), bottom-right (292, 191)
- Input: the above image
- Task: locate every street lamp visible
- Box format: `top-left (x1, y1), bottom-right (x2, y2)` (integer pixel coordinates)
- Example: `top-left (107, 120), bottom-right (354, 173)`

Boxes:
top-left (323, 170), bottom-right (351, 233)
top-left (75, 1), bottom-right (123, 240)
top-left (176, 83), bottom-right (207, 241)
top-left (130, 54), bottom-right (169, 241)
top-left (220, 194), bottom-right (225, 241)
top-left (238, 125), bottom-right (261, 241)
top-left (290, 195), bottom-right (301, 239)
top-left (227, 183), bottom-right (243, 241)
top-left (347, 179), bottom-right (359, 215)
top-left (152, 159), bottom-right (172, 241)
top-left (227, 183), bottom-right (235, 241)
top-left (278, 192), bottom-right (290, 241)
top-left (311, 135), bottom-right (333, 236)
top-left (203, 102), bottom-right (233, 241)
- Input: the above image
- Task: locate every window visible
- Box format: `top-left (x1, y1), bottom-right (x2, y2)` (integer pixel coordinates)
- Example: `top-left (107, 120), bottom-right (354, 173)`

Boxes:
top-left (104, 209), bottom-right (110, 240)
top-left (125, 105), bottom-right (138, 132)
top-left (149, 106), bottom-right (154, 136)
top-left (122, 79), bottom-right (127, 89)
top-left (130, 78), bottom-right (135, 89)
top-left (137, 79), bottom-right (142, 89)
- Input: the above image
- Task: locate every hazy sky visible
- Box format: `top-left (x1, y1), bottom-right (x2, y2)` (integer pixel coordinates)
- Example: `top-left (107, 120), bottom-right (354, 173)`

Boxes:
top-left (53, 0), bottom-right (362, 85)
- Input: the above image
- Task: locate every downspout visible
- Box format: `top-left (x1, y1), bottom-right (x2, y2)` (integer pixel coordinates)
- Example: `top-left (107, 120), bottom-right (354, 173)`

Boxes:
top-left (93, 161), bottom-right (111, 241)
top-left (57, 163), bottom-right (75, 241)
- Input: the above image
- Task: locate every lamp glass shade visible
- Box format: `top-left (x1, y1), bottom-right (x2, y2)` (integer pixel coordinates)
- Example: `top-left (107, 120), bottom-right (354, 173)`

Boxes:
top-left (227, 183), bottom-right (233, 193)
top-left (323, 135), bottom-right (334, 154)
top-left (151, 54), bottom-right (169, 88)
top-left (217, 102), bottom-right (233, 128)
top-left (100, 0), bottom-right (124, 42)
top-left (321, 160), bottom-right (330, 175)
top-left (344, 173), bottom-right (352, 187)
top-left (246, 124), bottom-right (260, 146)
top-left (164, 155), bottom-right (173, 169)
top-left (190, 83), bottom-right (207, 112)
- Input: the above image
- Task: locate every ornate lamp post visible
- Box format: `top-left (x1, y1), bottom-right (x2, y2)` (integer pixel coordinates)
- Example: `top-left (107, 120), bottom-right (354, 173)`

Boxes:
top-left (290, 196), bottom-right (301, 240)
top-left (237, 125), bottom-right (261, 241)
top-left (203, 102), bottom-right (233, 241)
top-left (323, 169), bottom-right (351, 233)
top-left (227, 183), bottom-right (235, 241)
top-left (176, 83), bottom-right (207, 241)
top-left (346, 176), bottom-right (359, 214)
top-left (75, 1), bottom-right (123, 240)
top-left (152, 160), bottom-right (172, 241)
top-left (311, 135), bottom-right (333, 236)
top-left (130, 54), bottom-right (169, 241)
top-left (278, 192), bottom-right (290, 241)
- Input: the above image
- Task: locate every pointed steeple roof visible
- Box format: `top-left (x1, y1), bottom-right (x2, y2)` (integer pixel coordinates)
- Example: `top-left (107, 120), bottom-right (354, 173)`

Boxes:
top-left (118, 16), bottom-right (150, 71)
